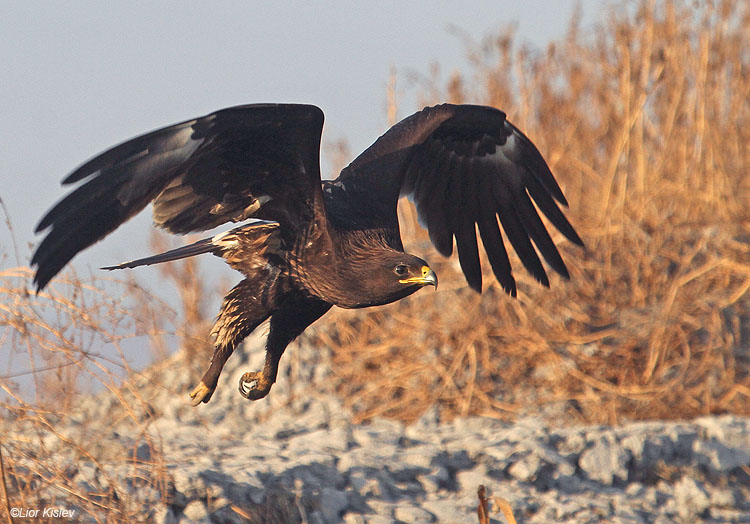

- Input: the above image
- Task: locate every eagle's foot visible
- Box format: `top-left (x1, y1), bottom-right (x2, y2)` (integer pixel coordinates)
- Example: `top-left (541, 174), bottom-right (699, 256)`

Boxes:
top-left (238, 371), bottom-right (272, 400)
top-left (189, 381), bottom-right (215, 406)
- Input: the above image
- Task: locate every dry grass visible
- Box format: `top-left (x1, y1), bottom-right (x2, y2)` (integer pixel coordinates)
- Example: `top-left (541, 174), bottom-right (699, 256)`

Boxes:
top-left (0, 265), bottom-right (177, 521)
top-left (0, 198), bottom-right (193, 520)
top-left (314, 0), bottom-right (750, 425)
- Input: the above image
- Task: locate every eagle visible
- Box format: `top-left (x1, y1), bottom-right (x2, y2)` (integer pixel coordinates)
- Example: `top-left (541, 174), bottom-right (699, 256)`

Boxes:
top-left (32, 103), bottom-right (583, 405)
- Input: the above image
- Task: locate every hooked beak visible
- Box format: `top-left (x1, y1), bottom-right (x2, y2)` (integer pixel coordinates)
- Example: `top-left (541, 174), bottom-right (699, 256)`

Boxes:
top-left (400, 265), bottom-right (438, 290)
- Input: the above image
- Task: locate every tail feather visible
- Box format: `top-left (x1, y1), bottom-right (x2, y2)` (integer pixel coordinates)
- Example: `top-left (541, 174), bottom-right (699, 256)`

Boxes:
top-left (101, 219), bottom-right (280, 271)
top-left (102, 237), bottom-right (217, 270)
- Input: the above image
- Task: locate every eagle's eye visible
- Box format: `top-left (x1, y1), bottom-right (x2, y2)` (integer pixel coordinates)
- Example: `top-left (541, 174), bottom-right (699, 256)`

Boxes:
top-left (393, 264), bottom-right (409, 276)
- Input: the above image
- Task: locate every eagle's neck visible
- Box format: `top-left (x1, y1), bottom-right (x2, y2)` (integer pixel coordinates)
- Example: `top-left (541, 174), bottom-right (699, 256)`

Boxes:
top-left (294, 227), bottom-right (406, 309)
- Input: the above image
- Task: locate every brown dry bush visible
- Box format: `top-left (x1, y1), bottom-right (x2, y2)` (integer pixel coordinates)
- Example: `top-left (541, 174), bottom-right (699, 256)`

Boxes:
top-left (0, 198), bottom-right (196, 522)
top-left (314, 0), bottom-right (750, 425)
top-left (0, 264), bottom-right (179, 522)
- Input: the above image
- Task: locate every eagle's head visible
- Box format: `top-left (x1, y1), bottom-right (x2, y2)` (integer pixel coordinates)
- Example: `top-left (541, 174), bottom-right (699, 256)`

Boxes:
top-left (344, 251), bottom-right (437, 308)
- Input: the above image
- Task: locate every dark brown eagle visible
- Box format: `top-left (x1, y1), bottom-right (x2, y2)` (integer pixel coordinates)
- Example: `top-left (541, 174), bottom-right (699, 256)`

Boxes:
top-left (32, 103), bottom-right (583, 405)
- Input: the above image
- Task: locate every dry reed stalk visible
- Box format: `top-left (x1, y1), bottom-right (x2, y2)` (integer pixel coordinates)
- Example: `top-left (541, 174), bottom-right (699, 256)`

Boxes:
top-left (477, 485), bottom-right (518, 524)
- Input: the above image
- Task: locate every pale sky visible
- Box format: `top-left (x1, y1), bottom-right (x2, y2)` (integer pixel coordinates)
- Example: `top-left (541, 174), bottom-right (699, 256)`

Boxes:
top-left (2, 1), bottom-right (606, 303)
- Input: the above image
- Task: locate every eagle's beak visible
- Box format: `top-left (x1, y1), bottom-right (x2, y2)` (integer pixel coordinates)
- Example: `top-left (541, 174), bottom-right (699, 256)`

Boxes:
top-left (400, 266), bottom-right (438, 289)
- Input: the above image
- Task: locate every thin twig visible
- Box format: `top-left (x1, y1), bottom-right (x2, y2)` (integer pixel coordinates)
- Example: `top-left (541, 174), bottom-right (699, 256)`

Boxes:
top-left (0, 442), bottom-right (14, 524)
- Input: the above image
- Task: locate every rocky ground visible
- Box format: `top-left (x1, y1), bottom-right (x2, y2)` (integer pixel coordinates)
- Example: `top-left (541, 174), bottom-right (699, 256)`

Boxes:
top-left (6, 331), bottom-right (750, 523)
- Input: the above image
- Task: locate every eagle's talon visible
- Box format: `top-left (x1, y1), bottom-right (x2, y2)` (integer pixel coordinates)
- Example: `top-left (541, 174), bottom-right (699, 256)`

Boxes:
top-left (238, 371), bottom-right (271, 400)
top-left (239, 371), bottom-right (258, 395)
top-left (189, 381), bottom-right (214, 406)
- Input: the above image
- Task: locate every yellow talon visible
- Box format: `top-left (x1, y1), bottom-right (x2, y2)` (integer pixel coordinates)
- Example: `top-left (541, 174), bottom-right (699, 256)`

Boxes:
top-left (189, 381), bottom-right (214, 406)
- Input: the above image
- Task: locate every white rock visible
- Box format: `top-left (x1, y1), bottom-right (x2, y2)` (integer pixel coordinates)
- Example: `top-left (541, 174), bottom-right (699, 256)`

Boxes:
top-left (365, 500), bottom-right (398, 519)
top-left (358, 516), bottom-right (393, 524)
top-left (508, 451), bottom-right (542, 482)
top-left (578, 436), bottom-right (630, 485)
top-left (674, 476), bottom-right (710, 520)
top-left (455, 463), bottom-right (494, 494)
top-left (152, 505), bottom-right (179, 524)
top-left (421, 498), bottom-right (475, 523)
top-left (182, 500), bottom-right (209, 521)
top-left (417, 467), bottom-right (449, 493)
top-left (393, 505), bottom-right (435, 523)
top-left (348, 467), bottom-right (393, 499)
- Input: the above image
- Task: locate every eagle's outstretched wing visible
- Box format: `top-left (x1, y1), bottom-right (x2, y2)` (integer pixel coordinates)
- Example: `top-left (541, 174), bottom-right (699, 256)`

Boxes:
top-left (335, 104), bottom-right (583, 296)
top-left (32, 104), bottom-right (325, 290)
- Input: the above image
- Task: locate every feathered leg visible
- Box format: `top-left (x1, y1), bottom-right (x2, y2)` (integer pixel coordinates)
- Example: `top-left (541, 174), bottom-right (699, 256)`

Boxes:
top-left (189, 278), bottom-right (274, 405)
top-left (239, 293), bottom-right (331, 400)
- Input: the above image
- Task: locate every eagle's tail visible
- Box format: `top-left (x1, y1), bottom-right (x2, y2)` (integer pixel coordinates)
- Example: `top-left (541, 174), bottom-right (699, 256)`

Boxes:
top-left (101, 236), bottom-right (218, 270)
top-left (102, 219), bottom-right (280, 271)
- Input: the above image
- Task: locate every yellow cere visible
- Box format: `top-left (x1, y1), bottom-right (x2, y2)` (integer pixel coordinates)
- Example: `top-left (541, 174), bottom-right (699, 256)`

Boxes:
top-left (399, 265), bottom-right (435, 285)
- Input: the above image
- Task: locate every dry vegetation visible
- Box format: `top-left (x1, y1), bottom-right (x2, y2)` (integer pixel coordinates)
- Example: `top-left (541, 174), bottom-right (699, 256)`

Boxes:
top-left (1, 0), bottom-right (750, 521)
top-left (0, 226), bottom-right (228, 521)
top-left (316, 0), bottom-right (750, 424)
top-left (0, 267), bottom-right (177, 521)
